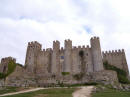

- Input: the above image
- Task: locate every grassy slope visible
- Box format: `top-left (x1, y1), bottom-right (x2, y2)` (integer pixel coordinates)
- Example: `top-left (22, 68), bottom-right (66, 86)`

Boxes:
top-left (1, 88), bottom-right (76, 97)
top-left (92, 89), bottom-right (130, 97)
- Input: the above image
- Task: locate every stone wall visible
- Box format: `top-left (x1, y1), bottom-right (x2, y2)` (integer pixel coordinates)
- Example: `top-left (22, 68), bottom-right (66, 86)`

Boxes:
top-left (102, 49), bottom-right (129, 75)
top-left (5, 65), bottom-right (36, 87)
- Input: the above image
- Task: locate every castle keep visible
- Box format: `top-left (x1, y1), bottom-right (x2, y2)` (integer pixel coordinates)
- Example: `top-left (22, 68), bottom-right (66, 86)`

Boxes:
top-left (0, 36), bottom-right (129, 87)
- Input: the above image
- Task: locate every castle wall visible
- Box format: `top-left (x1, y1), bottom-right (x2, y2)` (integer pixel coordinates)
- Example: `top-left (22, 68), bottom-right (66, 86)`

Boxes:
top-left (36, 51), bottom-right (48, 74)
top-left (71, 45), bottom-right (93, 74)
top-left (103, 49), bottom-right (129, 75)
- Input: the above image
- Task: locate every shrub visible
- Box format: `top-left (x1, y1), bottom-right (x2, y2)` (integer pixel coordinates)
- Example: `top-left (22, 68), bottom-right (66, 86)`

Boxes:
top-left (62, 72), bottom-right (70, 76)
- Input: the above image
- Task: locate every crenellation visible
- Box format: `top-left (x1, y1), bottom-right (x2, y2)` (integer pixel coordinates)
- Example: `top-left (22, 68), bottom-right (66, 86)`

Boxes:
top-left (78, 46), bottom-right (81, 49)
top-left (87, 45), bottom-right (89, 48)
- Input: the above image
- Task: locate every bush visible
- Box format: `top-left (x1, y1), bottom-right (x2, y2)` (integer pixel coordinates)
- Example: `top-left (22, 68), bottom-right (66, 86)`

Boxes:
top-left (103, 61), bottom-right (130, 84)
top-left (62, 72), bottom-right (70, 76)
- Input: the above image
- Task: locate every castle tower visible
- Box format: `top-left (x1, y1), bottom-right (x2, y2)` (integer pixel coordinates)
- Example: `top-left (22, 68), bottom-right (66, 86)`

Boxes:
top-left (90, 37), bottom-right (104, 71)
top-left (64, 39), bottom-right (72, 73)
top-left (25, 41), bottom-right (42, 73)
top-left (0, 57), bottom-right (16, 73)
top-left (51, 40), bottom-right (60, 75)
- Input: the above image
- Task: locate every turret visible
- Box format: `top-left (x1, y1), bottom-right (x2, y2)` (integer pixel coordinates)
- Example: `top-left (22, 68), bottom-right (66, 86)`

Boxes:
top-left (51, 40), bottom-right (60, 75)
top-left (25, 41), bottom-right (42, 73)
top-left (64, 39), bottom-right (72, 73)
top-left (0, 57), bottom-right (16, 73)
top-left (90, 37), bottom-right (104, 71)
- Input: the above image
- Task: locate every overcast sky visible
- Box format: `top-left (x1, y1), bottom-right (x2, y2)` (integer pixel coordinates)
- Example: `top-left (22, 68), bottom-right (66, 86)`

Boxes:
top-left (0, 0), bottom-right (130, 71)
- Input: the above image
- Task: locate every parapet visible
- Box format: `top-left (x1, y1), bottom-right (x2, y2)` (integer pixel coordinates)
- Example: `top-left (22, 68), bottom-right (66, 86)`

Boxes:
top-left (46, 48), bottom-right (52, 52)
top-left (65, 39), bottom-right (72, 49)
top-left (53, 40), bottom-right (60, 50)
top-left (65, 39), bottom-right (72, 43)
top-left (28, 41), bottom-right (42, 49)
top-left (53, 40), bottom-right (60, 44)
top-left (90, 36), bottom-right (99, 41)
top-left (1, 56), bottom-right (16, 63)
top-left (102, 49), bottom-right (125, 56)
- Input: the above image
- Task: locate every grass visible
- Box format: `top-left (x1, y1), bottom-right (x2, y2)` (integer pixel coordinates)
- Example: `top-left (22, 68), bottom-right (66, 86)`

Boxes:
top-left (0, 87), bottom-right (20, 95)
top-left (92, 87), bottom-right (130, 97)
top-left (1, 88), bottom-right (76, 97)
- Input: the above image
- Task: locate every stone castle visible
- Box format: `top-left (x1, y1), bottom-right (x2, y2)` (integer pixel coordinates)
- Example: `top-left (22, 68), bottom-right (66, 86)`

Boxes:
top-left (0, 36), bottom-right (129, 87)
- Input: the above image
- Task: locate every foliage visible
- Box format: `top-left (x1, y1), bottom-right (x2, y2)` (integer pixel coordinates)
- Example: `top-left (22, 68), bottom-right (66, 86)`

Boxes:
top-left (62, 72), bottom-right (70, 76)
top-left (103, 61), bottom-right (130, 84)
top-left (2, 88), bottom-right (76, 97)
top-left (73, 73), bottom-right (84, 80)
top-left (0, 60), bottom-right (17, 79)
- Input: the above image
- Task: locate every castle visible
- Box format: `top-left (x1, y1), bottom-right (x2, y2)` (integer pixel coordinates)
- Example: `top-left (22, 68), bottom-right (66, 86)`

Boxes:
top-left (25, 36), bottom-right (129, 75)
top-left (0, 36), bottom-right (129, 87)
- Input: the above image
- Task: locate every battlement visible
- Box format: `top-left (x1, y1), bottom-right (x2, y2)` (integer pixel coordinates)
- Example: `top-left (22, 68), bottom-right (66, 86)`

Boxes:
top-left (90, 36), bottom-right (99, 40)
top-left (28, 41), bottom-right (42, 49)
top-left (65, 39), bottom-right (72, 43)
top-left (72, 45), bottom-right (90, 50)
top-left (1, 57), bottom-right (16, 63)
top-left (53, 40), bottom-right (60, 44)
top-left (65, 39), bottom-right (72, 50)
top-left (46, 48), bottom-right (52, 52)
top-left (102, 49), bottom-right (125, 56)
top-left (53, 40), bottom-right (60, 51)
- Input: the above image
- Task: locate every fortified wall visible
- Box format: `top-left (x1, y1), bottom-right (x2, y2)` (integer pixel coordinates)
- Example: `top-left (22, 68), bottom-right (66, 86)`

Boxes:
top-left (102, 50), bottom-right (129, 75)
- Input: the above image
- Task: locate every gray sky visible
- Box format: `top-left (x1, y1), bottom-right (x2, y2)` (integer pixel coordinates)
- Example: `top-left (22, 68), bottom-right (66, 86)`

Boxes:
top-left (0, 0), bottom-right (130, 71)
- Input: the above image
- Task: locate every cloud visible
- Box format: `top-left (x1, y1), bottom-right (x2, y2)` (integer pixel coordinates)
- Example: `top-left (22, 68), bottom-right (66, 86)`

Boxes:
top-left (0, 0), bottom-right (130, 71)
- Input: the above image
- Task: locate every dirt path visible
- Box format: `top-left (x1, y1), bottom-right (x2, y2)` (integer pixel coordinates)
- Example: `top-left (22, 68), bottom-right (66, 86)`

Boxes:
top-left (0, 88), bottom-right (44, 97)
top-left (73, 86), bottom-right (94, 97)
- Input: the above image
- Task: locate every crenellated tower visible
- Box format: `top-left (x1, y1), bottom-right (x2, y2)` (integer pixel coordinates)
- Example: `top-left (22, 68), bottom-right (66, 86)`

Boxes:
top-left (51, 40), bottom-right (60, 75)
top-left (25, 41), bottom-right (42, 73)
top-left (90, 37), bottom-right (104, 71)
top-left (64, 39), bottom-right (72, 73)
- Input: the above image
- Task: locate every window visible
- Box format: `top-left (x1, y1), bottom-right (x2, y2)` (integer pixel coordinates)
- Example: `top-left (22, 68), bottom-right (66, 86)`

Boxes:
top-left (61, 56), bottom-right (64, 59)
